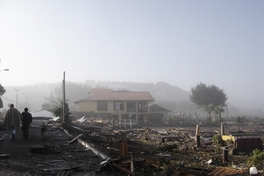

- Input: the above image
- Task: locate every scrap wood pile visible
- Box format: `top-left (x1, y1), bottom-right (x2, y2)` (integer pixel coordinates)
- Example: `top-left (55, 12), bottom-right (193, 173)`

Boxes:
top-left (63, 123), bottom-right (249, 176)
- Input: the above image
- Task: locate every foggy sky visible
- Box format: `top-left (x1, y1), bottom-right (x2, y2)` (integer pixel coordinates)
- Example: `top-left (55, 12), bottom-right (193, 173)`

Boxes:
top-left (0, 0), bottom-right (263, 110)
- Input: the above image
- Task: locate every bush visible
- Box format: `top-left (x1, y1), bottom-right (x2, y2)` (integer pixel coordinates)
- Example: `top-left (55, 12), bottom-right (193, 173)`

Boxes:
top-left (212, 134), bottom-right (225, 146)
top-left (247, 149), bottom-right (264, 169)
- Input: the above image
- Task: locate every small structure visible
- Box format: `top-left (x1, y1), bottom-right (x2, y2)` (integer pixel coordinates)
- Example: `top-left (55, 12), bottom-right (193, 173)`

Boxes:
top-left (235, 138), bottom-right (262, 152)
top-left (30, 110), bottom-right (55, 126)
top-left (222, 131), bottom-right (263, 153)
top-left (30, 110), bottom-right (54, 120)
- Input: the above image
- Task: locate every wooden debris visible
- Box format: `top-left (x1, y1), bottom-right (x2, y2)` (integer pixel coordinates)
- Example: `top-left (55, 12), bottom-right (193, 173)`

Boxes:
top-left (0, 154), bottom-right (10, 159)
top-left (77, 138), bottom-right (110, 160)
top-left (130, 153), bottom-right (134, 173)
top-left (0, 134), bottom-right (7, 142)
top-left (118, 137), bottom-right (129, 158)
top-left (68, 133), bottom-right (83, 144)
top-left (63, 128), bottom-right (73, 138)
top-left (30, 145), bottom-right (60, 154)
top-left (112, 163), bottom-right (135, 176)
top-left (62, 122), bottom-right (257, 175)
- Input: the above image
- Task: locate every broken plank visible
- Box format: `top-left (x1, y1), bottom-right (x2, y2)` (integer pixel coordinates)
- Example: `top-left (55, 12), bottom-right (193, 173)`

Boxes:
top-left (68, 133), bottom-right (83, 144)
top-left (0, 134), bottom-right (7, 141)
top-left (0, 154), bottom-right (10, 159)
top-left (112, 162), bottom-right (135, 176)
top-left (77, 138), bottom-right (110, 160)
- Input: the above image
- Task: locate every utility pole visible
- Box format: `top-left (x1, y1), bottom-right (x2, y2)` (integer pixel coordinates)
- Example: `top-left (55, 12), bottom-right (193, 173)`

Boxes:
top-left (14, 89), bottom-right (20, 109)
top-left (62, 72), bottom-right (65, 123)
top-left (50, 91), bottom-right (52, 110)
top-left (226, 104), bottom-right (229, 119)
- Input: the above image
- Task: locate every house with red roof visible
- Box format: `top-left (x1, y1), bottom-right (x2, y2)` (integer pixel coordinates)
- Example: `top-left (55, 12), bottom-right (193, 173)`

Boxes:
top-left (74, 88), bottom-right (170, 122)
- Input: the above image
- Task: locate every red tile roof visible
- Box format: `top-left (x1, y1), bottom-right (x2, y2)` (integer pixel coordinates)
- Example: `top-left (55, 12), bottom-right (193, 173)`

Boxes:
top-left (75, 89), bottom-right (155, 103)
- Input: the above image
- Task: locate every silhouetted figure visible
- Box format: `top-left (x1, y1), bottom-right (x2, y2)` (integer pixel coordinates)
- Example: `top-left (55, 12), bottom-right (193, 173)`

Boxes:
top-left (21, 107), bottom-right (32, 140)
top-left (4, 104), bottom-right (22, 140)
top-left (40, 123), bottom-right (47, 140)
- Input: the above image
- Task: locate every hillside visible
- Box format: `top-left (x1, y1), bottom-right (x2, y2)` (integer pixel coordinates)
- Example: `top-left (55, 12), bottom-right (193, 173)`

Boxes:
top-left (84, 80), bottom-right (190, 101)
top-left (1, 81), bottom-right (190, 112)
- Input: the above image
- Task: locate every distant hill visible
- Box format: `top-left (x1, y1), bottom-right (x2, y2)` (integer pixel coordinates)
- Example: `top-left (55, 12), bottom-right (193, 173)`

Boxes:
top-left (84, 80), bottom-right (190, 101)
top-left (1, 82), bottom-right (61, 111)
top-left (1, 81), bottom-right (190, 112)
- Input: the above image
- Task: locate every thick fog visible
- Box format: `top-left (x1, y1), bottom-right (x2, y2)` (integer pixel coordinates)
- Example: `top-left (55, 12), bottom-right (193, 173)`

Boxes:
top-left (0, 1), bottom-right (263, 111)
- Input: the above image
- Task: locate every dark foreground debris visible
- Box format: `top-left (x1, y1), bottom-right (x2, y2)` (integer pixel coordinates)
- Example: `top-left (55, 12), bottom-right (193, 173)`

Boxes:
top-left (62, 121), bottom-right (260, 176)
top-left (0, 120), bottom-right (262, 175)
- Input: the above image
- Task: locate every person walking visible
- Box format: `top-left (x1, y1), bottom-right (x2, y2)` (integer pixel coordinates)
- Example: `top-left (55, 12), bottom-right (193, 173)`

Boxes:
top-left (21, 107), bottom-right (32, 140)
top-left (4, 104), bottom-right (22, 140)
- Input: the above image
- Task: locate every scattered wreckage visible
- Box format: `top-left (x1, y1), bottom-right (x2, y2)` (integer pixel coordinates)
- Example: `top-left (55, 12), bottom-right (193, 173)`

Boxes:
top-left (1, 116), bottom-right (261, 175)
top-left (55, 118), bottom-right (263, 176)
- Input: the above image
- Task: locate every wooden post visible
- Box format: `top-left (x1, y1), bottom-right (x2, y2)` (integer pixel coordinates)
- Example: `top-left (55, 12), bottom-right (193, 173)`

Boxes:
top-left (131, 152), bottom-right (134, 173)
top-left (222, 149), bottom-right (228, 165)
top-left (112, 118), bottom-right (115, 129)
top-left (195, 124), bottom-right (200, 147)
top-left (119, 137), bottom-right (129, 158)
top-left (118, 114), bottom-right (121, 128)
top-left (195, 135), bottom-right (200, 147)
top-left (195, 124), bottom-right (200, 136)
top-left (50, 91), bottom-right (52, 110)
top-left (220, 122), bottom-right (224, 136)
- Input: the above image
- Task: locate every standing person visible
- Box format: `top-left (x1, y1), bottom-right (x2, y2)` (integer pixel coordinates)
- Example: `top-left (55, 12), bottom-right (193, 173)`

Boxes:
top-left (4, 104), bottom-right (22, 140)
top-left (21, 107), bottom-right (32, 140)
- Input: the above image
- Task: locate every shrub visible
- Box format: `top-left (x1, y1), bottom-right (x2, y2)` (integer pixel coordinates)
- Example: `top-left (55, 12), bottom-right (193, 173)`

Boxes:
top-left (247, 149), bottom-right (264, 169)
top-left (212, 134), bottom-right (225, 146)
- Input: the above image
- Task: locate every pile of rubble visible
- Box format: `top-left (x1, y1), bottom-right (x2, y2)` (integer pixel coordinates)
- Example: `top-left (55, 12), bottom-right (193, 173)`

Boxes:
top-left (64, 120), bottom-right (254, 176)
top-left (0, 118), bottom-right (258, 175)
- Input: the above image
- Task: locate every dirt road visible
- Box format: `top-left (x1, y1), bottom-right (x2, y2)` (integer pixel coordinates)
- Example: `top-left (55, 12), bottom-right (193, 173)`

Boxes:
top-left (0, 125), bottom-right (117, 176)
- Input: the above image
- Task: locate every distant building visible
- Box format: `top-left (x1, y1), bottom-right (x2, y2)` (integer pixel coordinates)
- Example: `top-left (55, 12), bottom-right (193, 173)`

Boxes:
top-left (74, 88), bottom-right (170, 122)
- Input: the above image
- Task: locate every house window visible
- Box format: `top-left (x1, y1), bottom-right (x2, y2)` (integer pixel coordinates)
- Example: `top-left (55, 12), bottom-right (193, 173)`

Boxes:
top-left (114, 102), bottom-right (124, 111)
top-left (127, 102), bottom-right (134, 109)
top-left (97, 101), bottom-right (107, 111)
top-left (127, 102), bottom-right (136, 112)
top-left (138, 102), bottom-right (147, 112)
top-left (139, 103), bottom-right (142, 110)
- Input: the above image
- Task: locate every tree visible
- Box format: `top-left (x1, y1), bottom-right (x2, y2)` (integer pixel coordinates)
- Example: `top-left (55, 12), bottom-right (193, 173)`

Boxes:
top-left (190, 83), bottom-right (227, 122)
top-left (0, 84), bottom-right (6, 108)
top-left (41, 103), bottom-right (51, 111)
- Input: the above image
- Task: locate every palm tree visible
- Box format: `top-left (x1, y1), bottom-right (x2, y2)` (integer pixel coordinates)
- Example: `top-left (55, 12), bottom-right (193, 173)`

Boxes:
top-left (204, 104), bottom-right (214, 122)
top-left (52, 98), bottom-right (71, 123)
top-left (214, 105), bottom-right (225, 122)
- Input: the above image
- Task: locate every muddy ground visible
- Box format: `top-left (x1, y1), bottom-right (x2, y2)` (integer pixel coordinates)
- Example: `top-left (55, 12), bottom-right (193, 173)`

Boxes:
top-left (0, 125), bottom-right (118, 176)
top-left (0, 122), bottom-right (263, 176)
